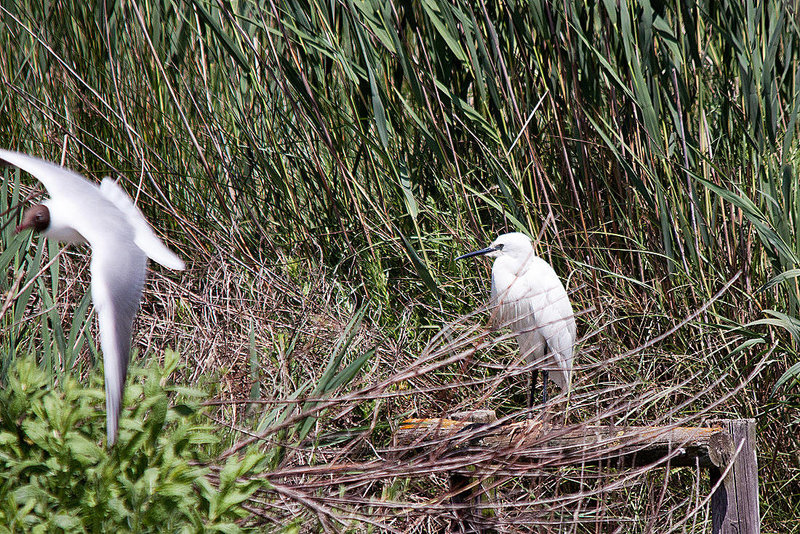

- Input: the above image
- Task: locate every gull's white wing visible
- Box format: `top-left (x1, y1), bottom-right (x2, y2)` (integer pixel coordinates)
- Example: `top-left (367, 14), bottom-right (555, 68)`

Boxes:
top-left (0, 149), bottom-right (100, 201)
top-left (90, 238), bottom-right (147, 445)
top-left (70, 202), bottom-right (149, 446)
top-left (54, 203), bottom-right (147, 446)
top-left (100, 178), bottom-right (184, 270)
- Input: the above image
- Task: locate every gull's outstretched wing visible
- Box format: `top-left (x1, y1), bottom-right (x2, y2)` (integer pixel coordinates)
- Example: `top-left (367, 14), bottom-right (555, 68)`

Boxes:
top-left (90, 238), bottom-right (147, 445)
top-left (100, 178), bottom-right (184, 270)
top-left (0, 149), bottom-right (99, 201)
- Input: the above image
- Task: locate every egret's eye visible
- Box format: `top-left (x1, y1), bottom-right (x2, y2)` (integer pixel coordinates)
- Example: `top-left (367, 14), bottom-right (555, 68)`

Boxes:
top-left (495, 244), bottom-right (504, 250)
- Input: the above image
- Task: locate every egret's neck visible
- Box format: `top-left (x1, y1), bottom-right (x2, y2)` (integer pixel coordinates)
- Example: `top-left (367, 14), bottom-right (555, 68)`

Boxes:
top-left (493, 250), bottom-right (536, 278)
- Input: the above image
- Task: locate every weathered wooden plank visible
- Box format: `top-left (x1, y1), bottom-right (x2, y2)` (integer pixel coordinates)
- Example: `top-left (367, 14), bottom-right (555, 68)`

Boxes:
top-left (711, 419), bottom-right (760, 534)
top-left (397, 417), bottom-right (732, 469)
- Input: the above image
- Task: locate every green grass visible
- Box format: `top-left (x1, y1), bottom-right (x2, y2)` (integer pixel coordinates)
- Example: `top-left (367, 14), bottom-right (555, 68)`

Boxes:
top-left (1, 0), bottom-right (799, 531)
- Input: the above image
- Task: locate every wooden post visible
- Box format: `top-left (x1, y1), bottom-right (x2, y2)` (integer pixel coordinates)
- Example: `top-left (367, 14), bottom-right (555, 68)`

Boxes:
top-left (710, 419), bottom-right (760, 534)
top-left (449, 470), bottom-right (485, 534)
top-left (447, 411), bottom-right (495, 533)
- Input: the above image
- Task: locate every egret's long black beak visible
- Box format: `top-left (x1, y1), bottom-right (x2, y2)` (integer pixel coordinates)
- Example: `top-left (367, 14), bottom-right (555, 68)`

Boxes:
top-left (455, 246), bottom-right (497, 260)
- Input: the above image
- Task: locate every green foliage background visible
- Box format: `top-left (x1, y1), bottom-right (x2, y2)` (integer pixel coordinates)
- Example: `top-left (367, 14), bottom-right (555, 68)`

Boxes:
top-left (1, 0), bottom-right (799, 530)
top-left (0, 351), bottom-right (265, 532)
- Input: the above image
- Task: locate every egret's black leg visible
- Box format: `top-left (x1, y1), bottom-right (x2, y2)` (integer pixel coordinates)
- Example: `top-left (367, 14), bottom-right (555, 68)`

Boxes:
top-left (529, 369), bottom-right (539, 409)
top-left (541, 370), bottom-right (549, 405)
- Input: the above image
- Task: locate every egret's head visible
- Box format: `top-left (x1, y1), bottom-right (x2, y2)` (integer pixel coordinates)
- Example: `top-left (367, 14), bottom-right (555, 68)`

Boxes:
top-left (15, 204), bottom-right (50, 233)
top-left (456, 232), bottom-right (534, 261)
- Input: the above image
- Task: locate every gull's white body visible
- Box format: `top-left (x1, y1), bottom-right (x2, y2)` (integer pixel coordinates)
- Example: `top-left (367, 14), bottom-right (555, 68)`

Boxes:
top-left (488, 233), bottom-right (576, 391)
top-left (0, 149), bottom-right (184, 445)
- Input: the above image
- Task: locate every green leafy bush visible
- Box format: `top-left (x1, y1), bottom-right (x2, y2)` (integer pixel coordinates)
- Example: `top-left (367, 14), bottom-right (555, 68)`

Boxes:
top-left (0, 351), bottom-right (265, 533)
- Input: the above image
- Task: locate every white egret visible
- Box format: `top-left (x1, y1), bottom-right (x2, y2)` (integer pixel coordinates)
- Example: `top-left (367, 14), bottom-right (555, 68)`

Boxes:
top-left (3, 149), bottom-right (185, 445)
top-left (457, 232), bottom-right (576, 407)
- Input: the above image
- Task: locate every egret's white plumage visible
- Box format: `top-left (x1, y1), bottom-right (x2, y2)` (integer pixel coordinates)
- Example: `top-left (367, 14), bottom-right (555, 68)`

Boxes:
top-left (458, 232), bottom-right (576, 404)
top-left (2, 149), bottom-right (184, 445)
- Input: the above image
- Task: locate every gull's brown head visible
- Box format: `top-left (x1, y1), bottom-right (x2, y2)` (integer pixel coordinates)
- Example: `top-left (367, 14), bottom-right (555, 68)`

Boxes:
top-left (16, 204), bottom-right (50, 233)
